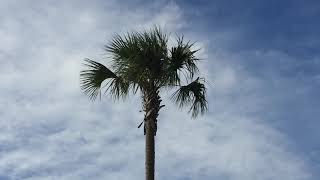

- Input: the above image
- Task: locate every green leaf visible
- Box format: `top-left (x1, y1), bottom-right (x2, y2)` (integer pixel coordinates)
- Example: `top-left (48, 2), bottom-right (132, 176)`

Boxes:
top-left (105, 75), bottom-right (131, 99)
top-left (80, 59), bottom-right (117, 100)
top-left (165, 36), bottom-right (200, 85)
top-left (171, 77), bottom-right (208, 117)
top-left (104, 26), bottom-right (168, 84)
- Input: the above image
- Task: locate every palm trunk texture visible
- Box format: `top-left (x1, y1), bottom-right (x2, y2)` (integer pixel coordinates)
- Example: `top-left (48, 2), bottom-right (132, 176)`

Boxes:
top-left (145, 120), bottom-right (155, 180)
top-left (143, 85), bottom-right (161, 180)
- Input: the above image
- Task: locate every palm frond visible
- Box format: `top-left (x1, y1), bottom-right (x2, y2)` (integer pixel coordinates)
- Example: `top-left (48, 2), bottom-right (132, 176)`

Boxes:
top-left (165, 36), bottom-right (200, 85)
top-left (171, 77), bottom-right (208, 117)
top-left (105, 76), bottom-right (131, 99)
top-left (104, 26), bottom-right (168, 83)
top-left (80, 58), bottom-right (117, 100)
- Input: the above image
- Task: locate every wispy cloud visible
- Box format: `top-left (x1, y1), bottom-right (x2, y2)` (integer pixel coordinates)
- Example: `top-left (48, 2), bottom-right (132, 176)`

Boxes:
top-left (0, 0), bottom-right (317, 179)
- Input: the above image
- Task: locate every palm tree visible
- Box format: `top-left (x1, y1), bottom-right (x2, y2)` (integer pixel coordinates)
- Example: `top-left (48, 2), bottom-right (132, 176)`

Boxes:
top-left (80, 27), bottom-right (207, 180)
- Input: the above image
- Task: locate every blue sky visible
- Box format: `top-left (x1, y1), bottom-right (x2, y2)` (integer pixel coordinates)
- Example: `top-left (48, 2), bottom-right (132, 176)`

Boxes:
top-left (0, 0), bottom-right (319, 179)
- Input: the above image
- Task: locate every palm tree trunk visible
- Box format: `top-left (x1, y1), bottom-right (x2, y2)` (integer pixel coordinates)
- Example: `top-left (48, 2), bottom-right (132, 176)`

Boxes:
top-left (143, 85), bottom-right (161, 180)
top-left (145, 120), bottom-right (155, 180)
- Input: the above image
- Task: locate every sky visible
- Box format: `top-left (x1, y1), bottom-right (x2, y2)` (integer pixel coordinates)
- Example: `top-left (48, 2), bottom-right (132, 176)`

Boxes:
top-left (0, 0), bottom-right (319, 179)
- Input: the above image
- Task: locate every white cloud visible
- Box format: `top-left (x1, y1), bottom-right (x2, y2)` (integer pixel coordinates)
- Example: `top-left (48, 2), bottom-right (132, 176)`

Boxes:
top-left (0, 0), bottom-right (314, 180)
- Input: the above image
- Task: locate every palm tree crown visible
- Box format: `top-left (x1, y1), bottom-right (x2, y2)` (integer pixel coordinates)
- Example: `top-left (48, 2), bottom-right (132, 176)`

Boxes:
top-left (80, 27), bottom-right (207, 117)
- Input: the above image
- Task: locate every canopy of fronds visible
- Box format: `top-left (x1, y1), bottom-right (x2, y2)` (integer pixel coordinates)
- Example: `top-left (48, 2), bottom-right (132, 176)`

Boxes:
top-left (80, 27), bottom-right (208, 117)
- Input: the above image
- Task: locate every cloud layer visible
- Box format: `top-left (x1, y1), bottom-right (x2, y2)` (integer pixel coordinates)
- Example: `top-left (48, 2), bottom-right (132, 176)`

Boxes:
top-left (0, 0), bottom-right (318, 179)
